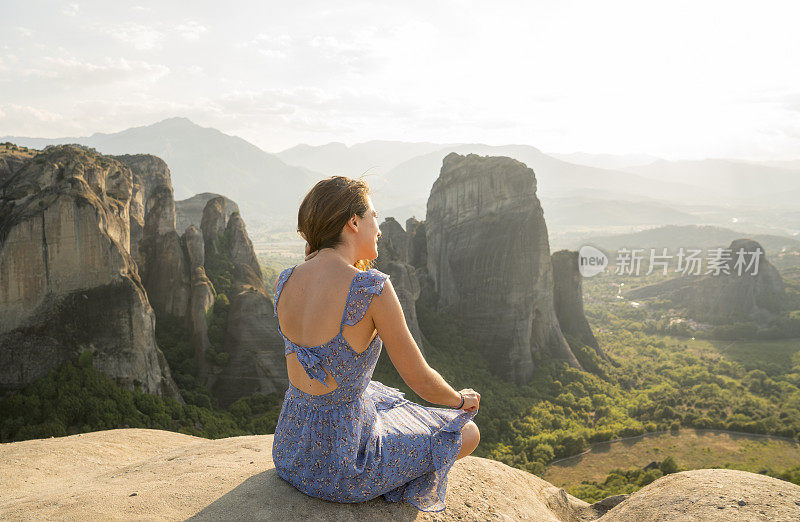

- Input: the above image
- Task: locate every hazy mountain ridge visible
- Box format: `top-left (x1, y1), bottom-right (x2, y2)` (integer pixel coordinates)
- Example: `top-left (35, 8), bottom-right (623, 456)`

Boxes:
top-left (574, 224), bottom-right (800, 260)
top-left (6, 118), bottom-right (799, 259)
top-left (276, 140), bottom-right (459, 178)
top-left (1, 118), bottom-right (323, 226)
top-left (548, 151), bottom-right (663, 170)
top-left (622, 158), bottom-right (800, 206)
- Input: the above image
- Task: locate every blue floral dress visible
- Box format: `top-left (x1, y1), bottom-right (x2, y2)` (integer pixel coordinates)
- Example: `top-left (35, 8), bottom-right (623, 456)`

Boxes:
top-left (271, 265), bottom-right (478, 512)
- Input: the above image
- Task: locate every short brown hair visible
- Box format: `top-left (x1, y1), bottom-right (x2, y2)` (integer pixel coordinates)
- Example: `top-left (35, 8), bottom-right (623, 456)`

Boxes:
top-left (298, 175), bottom-right (374, 271)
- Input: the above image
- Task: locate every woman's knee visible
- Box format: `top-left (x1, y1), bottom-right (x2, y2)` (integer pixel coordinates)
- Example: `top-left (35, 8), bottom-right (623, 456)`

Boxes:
top-left (458, 421), bottom-right (480, 458)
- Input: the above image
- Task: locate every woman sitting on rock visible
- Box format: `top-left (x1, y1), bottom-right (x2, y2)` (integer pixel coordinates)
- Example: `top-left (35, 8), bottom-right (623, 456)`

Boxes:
top-left (271, 175), bottom-right (481, 512)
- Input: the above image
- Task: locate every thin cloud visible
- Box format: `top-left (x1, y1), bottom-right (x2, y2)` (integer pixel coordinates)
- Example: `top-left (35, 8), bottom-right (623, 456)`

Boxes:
top-left (175, 21), bottom-right (207, 41)
top-left (61, 3), bottom-right (79, 17)
top-left (19, 56), bottom-right (169, 87)
top-left (101, 22), bottom-right (165, 50)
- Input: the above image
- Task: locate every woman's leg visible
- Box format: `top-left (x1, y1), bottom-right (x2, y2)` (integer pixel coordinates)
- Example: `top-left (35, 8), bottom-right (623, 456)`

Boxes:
top-left (456, 421), bottom-right (480, 460)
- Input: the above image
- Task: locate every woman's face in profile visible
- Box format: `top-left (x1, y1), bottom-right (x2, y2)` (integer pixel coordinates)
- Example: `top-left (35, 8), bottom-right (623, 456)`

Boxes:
top-left (357, 196), bottom-right (381, 260)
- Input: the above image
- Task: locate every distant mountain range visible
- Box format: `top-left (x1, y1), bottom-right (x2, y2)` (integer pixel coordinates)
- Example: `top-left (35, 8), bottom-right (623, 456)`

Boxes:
top-left (566, 224), bottom-right (800, 262)
top-left (4, 117), bottom-right (800, 240)
top-left (1, 118), bottom-right (319, 228)
top-left (621, 159), bottom-right (800, 206)
top-left (547, 151), bottom-right (662, 170)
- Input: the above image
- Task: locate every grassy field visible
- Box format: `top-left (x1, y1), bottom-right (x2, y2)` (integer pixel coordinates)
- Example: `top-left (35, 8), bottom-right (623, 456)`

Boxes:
top-left (630, 335), bottom-right (799, 374)
top-left (674, 335), bottom-right (800, 376)
top-left (543, 428), bottom-right (800, 488)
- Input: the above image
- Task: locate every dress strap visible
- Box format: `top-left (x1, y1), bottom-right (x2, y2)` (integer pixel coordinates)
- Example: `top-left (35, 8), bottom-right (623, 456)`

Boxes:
top-left (273, 265), bottom-right (297, 317)
top-left (340, 268), bottom-right (390, 329)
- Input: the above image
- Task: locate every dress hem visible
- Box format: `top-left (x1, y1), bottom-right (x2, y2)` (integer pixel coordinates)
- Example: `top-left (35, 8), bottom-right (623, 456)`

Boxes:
top-left (382, 406), bottom-right (478, 512)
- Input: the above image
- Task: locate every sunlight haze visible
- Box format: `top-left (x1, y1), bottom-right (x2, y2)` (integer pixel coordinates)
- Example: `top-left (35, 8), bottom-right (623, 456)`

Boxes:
top-left (1, 0), bottom-right (798, 160)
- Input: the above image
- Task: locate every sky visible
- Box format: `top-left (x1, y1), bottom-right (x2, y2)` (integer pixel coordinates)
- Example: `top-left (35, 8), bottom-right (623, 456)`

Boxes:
top-left (1, 0), bottom-right (799, 160)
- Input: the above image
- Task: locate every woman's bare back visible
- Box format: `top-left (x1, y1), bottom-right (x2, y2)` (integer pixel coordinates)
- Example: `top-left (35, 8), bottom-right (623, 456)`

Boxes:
top-left (275, 261), bottom-right (380, 394)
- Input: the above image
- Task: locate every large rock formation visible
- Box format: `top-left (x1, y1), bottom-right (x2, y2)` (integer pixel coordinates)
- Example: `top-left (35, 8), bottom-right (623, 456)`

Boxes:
top-left (175, 192), bottom-right (239, 237)
top-left (0, 145), bottom-right (180, 400)
top-left (425, 153), bottom-right (583, 383)
top-left (200, 196), bottom-right (229, 259)
top-left (551, 249), bottom-right (606, 360)
top-left (0, 142), bottom-right (297, 408)
top-left (623, 238), bottom-right (787, 324)
top-left (183, 225), bottom-right (215, 375)
top-left (199, 200), bottom-right (286, 407)
top-left (375, 217), bottom-right (427, 353)
top-left (4, 428), bottom-right (800, 521)
top-left (116, 153), bottom-right (173, 272)
top-left (138, 184), bottom-right (191, 319)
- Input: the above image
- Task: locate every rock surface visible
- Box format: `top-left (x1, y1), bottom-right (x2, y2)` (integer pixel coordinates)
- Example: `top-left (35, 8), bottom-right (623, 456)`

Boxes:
top-left (425, 153), bottom-right (583, 383)
top-left (551, 250), bottom-right (606, 361)
top-left (137, 182), bottom-right (191, 319)
top-left (199, 199), bottom-right (287, 407)
top-left (0, 145), bottom-right (180, 400)
top-left (3, 428), bottom-right (799, 521)
top-left (0, 428), bottom-right (594, 521)
top-left (175, 192), bottom-right (239, 237)
top-left (0, 143), bottom-right (36, 183)
top-left (115, 153), bottom-right (174, 274)
top-left (376, 217), bottom-right (427, 354)
top-left (200, 196), bottom-right (228, 259)
top-left (600, 468), bottom-right (800, 521)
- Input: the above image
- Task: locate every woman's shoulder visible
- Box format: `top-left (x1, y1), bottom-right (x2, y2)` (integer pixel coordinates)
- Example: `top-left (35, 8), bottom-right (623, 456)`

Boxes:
top-left (354, 267), bottom-right (390, 295)
top-left (287, 262), bottom-right (390, 291)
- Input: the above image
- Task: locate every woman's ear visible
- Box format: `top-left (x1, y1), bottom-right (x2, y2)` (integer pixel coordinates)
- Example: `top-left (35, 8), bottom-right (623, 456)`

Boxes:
top-left (346, 214), bottom-right (359, 233)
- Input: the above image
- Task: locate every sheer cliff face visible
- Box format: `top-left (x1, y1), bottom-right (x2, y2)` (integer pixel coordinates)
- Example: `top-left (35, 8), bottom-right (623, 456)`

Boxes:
top-left (425, 152), bottom-right (582, 382)
top-left (375, 217), bottom-right (426, 354)
top-left (116, 154), bottom-right (191, 320)
top-left (199, 199), bottom-right (286, 408)
top-left (174, 192), bottom-right (239, 238)
top-left (0, 145), bottom-right (180, 400)
top-left (551, 249), bottom-right (605, 360)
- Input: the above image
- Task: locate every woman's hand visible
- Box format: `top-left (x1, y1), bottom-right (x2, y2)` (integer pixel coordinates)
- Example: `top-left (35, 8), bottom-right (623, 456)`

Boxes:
top-left (458, 388), bottom-right (480, 412)
top-left (305, 243), bottom-right (318, 261)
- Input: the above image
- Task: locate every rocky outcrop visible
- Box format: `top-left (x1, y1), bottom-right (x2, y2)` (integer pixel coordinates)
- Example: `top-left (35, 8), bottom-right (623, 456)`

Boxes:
top-left (4, 428), bottom-right (799, 521)
top-left (114, 154), bottom-right (192, 320)
top-left (188, 265), bottom-right (216, 376)
top-left (0, 145), bottom-right (180, 400)
top-left (183, 225), bottom-right (205, 270)
top-left (406, 217), bottom-right (428, 269)
top-left (226, 212), bottom-right (262, 282)
top-left (623, 239), bottom-right (787, 324)
top-left (175, 192), bottom-right (239, 238)
top-left (375, 217), bottom-right (427, 353)
top-left (137, 183), bottom-right (191, 319)
top-left (198, 200), bottom-right (285, 407)
top-left (425, 153), bottom-right (583, 383)
top-left (0, 143), bottom-right (36, 183)
top-left (551, 250), bottom-right (606, 360)
top-left (115, 153), bottom-right (173, 273)
top-left (599, 468), bottom-right (800, 521)
top-left (212, 289), bottom-right (285, 407)
top-left (200, 196), bottom-right (228, 259)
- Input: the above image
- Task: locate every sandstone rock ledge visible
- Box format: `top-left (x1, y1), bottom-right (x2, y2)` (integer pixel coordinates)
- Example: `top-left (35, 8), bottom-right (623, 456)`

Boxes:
top-left (1, 429), bottom-right (799, 521)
